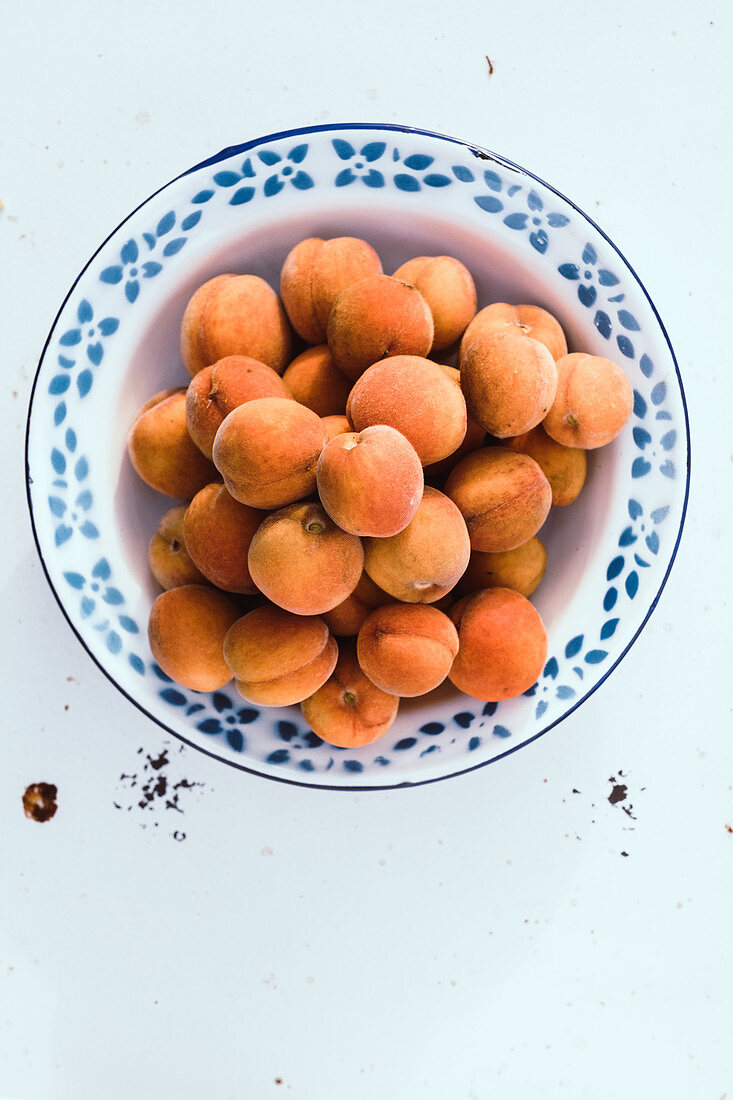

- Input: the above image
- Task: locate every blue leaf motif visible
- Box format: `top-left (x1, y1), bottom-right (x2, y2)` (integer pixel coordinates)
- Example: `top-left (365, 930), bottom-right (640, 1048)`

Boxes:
top-left (598, 269), bottom-right (619, 286)
top-left (87, 342), bottom-right (103, 366)
top-left (530, 230), bottom-right (548, 254)
top-left (161, 688), bottom-right (187, 706)
top-left (51, 448), bottom-right (66, 474)
top-left (492, 725), bottom-right (512, 739)
top-left (65, 428), bottom-right (77, 451)
top-left (58, 355), bottom-right (75, 369)
top-left (651, 506), bottom-right (669, 524)
top-left (125, 280), bottom-right (139, 303)
top-left (155, 211), bottom-right (175, 238)
top-left (48, 496), bottom-right (66, 517)
top-left (63, 571), bottom-right (85, 589)
top-left (75, 456), bottom-right (88, 481)
top-left (556, 685), bottom-right (575, 699)
top-left (192, 189), bottom-right (214, 203)
top-left (77, 370), bottom-right (93, 398)
top-left (617, 309), bottom-right (640, 331)
top-left (633, 427), bottom-right (652, 449)
top-left (212, 692), bottom-right (233, 712)
top-left (565, 635), bottom-right (584, 658)
top-left (559, 263), bottom-right (580, 280)
top-left (335, 168), bottom-right (355, 187)
top-left (77, 299), bottom-right (93, 324)
top-left (634, 553), bottom-right (650, 568)
top-left (452, 165), bottom-right (474, 182)
top-left (181, 211), bottom-right (202, 231)
top-left (291, 171), bottom-right (314, 190)
top-left (651, 381), bottom-right (666, 406)
top-left (594, 310), bottom-right (612, 338)
top-left (547, 212), bottom-right (569, 227)
top-left (288, 143), bottom-right (309, 163)
top-left (527, 189), bottom-right (543, 210)
top-left (229, 186), bottom-right (255, 205)
top-left (474, 195), bottom-right (503, 213)
top-left (423, 173), bottom-right (452, 188)
top-left (660, 429), bottom-right (676, 451)
top-left (544, 657), bottom-right (559, 680)
top-left (659, 459), bottom-right (675, 478)
top-left (360, 141), bottom-right (386, 162)
top-left (79, 521), bottom-right (99, 538)
top-left (600, 618), bottom-right (619, 640)
top-left (604, 587), bottom-right (618, 611)
top-left (102, 587), bottom-right (124, 605)
top-left (535, 699), bottom-right (548, 719)
top-left (646, 531), bottom-right (660, 554)
top-left (484, 170), bottom-right (502, 191)
top-left (92, 558), bottom-right (111, 580)
top-left (142, 262), bottom-right (162, 277)
top-left (584, 649), bottom-right (608, 665)
top-left (118, 615), bottom-right (138, 633)
top-left (421, 722), bottom-right (445, 734)
top-left (163, 237), bottom-right (187, 256)
top-left (628, 499), bottom-right (643, 520)
top-left (55, 525), bottom-right (73, 546)
top-left (582, 243), bottom-right (597, 265)
top-left (198, 718), bottom-right (222, 734)
top-left (80, 595), bottom-right (95, 617)
top-left (49, 375), bottom-right (70, 395)
top-left (504, 213), bottom-right (528, 230)
top-left (482, 702), bottom-right (498, 716)
top-left (332, 139), bottom-right (355, 160)
top-left (394, 737), bottom-right (417, 750)
top-left (129, 654), bottom-right (145, 675)
top-left (60, 328), bottom-right (82, 346)
top-left (121, 239), bottom-right (138, 264)
top-left (619, 526), bottom-right (637, 546)
top-left (633, 390), bottom-right (647, 419)
top-left (607, 556), bottom-right (624, 580)
top-left (258, 150), bottom-right (281, 166)
top-left (632, 457), bottom-right (651, 478)
top-left (100, 266), bottom-right (123, 285)
top-left (617, 335), bottom-right (635, 359)
top-left (264, 176), bottom-right (284, 197)
top-left (578, 284), bottom-right (596, 308)
top-left (227, 730), bottom-right (244, 752)
top-left (75, 489), bottom-right (92, 510)
top-left (241, 158), bottom-right (255, 177)
top-left (98, 317), bottom-right (119, 335)
top-left (213, 170), bottom-right (241, 187)
top-left (404, 154), bottom-right (433, 170)
top-left (362, 169), bottom-right (384, 188)
top-left (54, 402), bottom-right (67, 425)
top-left (142, 232), bottom-right (156, 250)
top-left (394, 174), bottom-right (420, 192)
top-left (625, 571), bottom-right (639, 598)
top-left (267, 749), bottom-right (290, 763)
top-left (468, 737), bottom-right (481, 751)
top-left (106, 631), bottom-right (122, 655)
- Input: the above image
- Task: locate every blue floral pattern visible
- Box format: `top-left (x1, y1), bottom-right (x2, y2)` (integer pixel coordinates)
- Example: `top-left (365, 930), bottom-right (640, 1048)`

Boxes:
top-left (27, 125), bottom-right (688, 788)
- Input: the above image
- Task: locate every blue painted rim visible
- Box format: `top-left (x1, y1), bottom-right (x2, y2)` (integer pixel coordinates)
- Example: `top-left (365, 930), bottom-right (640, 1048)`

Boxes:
top-left (25, 121), bottom-right (691, 792)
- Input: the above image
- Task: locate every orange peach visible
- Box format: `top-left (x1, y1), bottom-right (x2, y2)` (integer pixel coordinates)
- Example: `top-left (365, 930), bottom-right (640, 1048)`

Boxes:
top-left (543, 352), bottom-right (633, 448)
top-left (326, 275), bottom-right (434, 381)
top-left (128, 388), bottom-right (216, 499)
top-left (180, 273), bottom-right (294, 376)
top-left (182, 482), bottom-right (265, 593)
top-left (224, 606), bottom-right (337, 706)
top-left (505, 424), bottom-right (586, 506)
top-left (444, 447), bottom-right (552, 552)
top-left (300, 644), bottom-right (399, 747)
top-left (460, 330), bottom-right (558, 438)
top-left (212, 397), bottom-right (326, 508)
top-left (363, 486), bottom-right (470, 603)
top-left (321, 414), bottom-right (352, 443)
top-left (247, 501), bottom-right (364, 615)
top-left (186, 355), bottom-right (292, 458)
top-left (455, 537), bottom-right (547, 599)
top-left (449, 587), bottom-right (547, 701)
top-left (460, 302), bottom-right (568, 361)
top-left (357, 603), bottom-right (459, 697)
top-left (280, 237), bottom-right (383, 344)
top-left (321, 570), bottom-right (392, 637)
top-left (392, 255), bottom-right (477, 350)
top-left (346, 355), bottom-right (467, 465)
top-left (148, 504), bottom-right (208, 590)
top-left (316, 424), bottom-right (424, 537)
top-left (281, 345), bottom-right (352, 417)
top-left (148, 584), bottom-right (241, 691)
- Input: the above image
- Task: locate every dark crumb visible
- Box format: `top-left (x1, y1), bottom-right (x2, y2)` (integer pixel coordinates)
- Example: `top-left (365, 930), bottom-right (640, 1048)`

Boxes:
top-left (726, 825), bottom-right (733, 834)
top-left (23, 783), bottom-right (58, 822)
top-left (485, 54), bottom-right (494, 75)
top-left (608, 783), bottom-right (628, 805)
top-left (274, 1078), bottom-right (283, 1086)
top-left (621, 851), bottom-right (629, 857)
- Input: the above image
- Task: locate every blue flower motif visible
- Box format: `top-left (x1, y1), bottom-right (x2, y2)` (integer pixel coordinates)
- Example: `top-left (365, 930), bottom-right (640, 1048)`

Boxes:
top-left (99, 211), bottom-right (184, 301)
top-left (558, 244), bottom-right (642, 356)
top-left (390, 148), bottom-right (452, 192)
top-left (47, 433), bottom-right (98, 547)
top-left (49, 300), bottom-right (119, 413)
top-left (61, 557), bottom-right (137, 654)
top-left (473, 175), bottom-right (568, 252)
top-left (630, 387), bottom-right (677, 480)
top-left (332, 139), bottom-right (387, 188)
top-left (216, 145), bottom-right (314, 204)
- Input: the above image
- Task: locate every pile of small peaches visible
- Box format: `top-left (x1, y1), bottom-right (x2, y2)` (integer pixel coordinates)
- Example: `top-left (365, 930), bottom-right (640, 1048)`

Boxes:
top-left (127, 236), bottom-right (633, 748)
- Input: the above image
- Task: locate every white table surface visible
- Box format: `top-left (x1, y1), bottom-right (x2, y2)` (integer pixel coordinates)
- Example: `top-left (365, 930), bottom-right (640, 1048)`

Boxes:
top-left (2, 2), bottom-right (731, 1097)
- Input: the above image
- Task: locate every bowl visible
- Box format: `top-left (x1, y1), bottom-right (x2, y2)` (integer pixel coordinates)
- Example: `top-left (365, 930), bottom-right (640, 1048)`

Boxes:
top-left (25, 123), bottom-right (690, 790)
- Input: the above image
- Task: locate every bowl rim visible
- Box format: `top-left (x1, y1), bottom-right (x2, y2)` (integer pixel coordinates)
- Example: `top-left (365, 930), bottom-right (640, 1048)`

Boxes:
top-left (24, 120), bottom-right (691, 791)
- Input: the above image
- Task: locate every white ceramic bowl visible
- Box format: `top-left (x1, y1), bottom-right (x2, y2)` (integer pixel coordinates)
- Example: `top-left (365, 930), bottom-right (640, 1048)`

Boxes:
top-left (26, 123), bottom-right (690, 789)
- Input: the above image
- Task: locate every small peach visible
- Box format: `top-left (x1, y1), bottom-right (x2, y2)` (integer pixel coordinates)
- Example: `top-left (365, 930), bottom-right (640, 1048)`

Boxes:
top-left (505, 424), bottom-right (586, 506)
top-left (183, 483), bottom-right (265, 593)
top-left (148, 585), bottom-right (241, 691)
top-left (321, 414), bottom-right (353, 444)
top-left (460, 302), bottom-right (568, 361)
top-left (128, 388), bottom-right (216, 499)
top-left (148, 504), bottom-right (208, 590)
top-left (282, 345), bottom-right (352, 417)
top-left (300, 644), bottom-right (399, 748)
top-left (321, 570), bottom-right (392, 637)
top-left (280, 237), bottom-right (383, 344)
top-left (357, 603), bottom-right (459, 697)
top-left (186, 355), bottom-right (292, 458)
top-left (456, 537), bottom-right (547, 599)
top-left (392, 255), bottom-right (477, 350)
top-left (543, 352), bottom-right (633, 448)
top-left (460, 330), bottom-right (558, 438)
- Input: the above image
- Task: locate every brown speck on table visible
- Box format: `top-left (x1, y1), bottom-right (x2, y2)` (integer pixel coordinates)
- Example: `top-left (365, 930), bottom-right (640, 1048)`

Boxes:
top-left (725, 824), bottom-right (733, 834)
top-left (485, 54), bottom-right (494, 75)
top-left (23, 783), bottom-right (58, 822)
